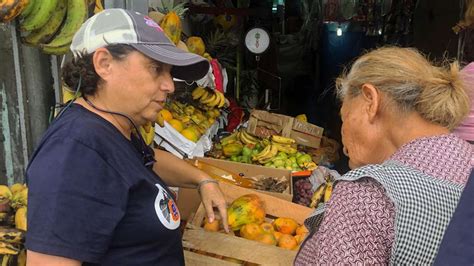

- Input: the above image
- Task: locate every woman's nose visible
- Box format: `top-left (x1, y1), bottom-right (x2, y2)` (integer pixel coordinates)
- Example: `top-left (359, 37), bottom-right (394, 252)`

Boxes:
top-left (160, 72), bottom-right (175, 93)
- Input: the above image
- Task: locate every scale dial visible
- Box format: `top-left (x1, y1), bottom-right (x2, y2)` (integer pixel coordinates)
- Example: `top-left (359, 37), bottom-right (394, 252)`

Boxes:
top-left (245, 28), bottom-right (270, 54)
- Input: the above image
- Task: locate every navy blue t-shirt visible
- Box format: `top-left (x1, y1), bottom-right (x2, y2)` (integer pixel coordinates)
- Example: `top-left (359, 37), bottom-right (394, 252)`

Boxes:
top-left (25, 104), bottom-right (184, 265)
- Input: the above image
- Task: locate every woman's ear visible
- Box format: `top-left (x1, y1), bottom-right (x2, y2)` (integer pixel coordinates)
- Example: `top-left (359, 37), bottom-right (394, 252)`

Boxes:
top-left (92, 48), bottom-right (113, 81)
top-left (360, 83), bottom-right (381, 122)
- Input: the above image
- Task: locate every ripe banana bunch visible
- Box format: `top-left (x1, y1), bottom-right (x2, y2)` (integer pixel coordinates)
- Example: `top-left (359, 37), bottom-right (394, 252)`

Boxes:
top-left (0, 0), bottom-right (29, 23)
top-left (252, 144), bottom-right (278, 164)
top-left (310, 177), bottom-right (333, 208)
top-left (270, 135), bottom-right (297, 154)
top-left (237, 130), bottom-right (260, 146)
top-left (19, 0), bottom-right (88, 55)
top-left (191, 87), bottom-right (227, 108)
top-left (0, 228), bottom-right (24, 244)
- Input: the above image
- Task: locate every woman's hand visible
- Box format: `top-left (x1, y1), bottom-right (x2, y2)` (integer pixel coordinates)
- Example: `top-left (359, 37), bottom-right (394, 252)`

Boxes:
top-left (198, 180), bottom-right (229, 233)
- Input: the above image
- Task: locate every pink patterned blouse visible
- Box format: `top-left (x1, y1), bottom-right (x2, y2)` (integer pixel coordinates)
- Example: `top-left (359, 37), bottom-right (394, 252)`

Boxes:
top-left (295, 134), bottom-right (474, 265)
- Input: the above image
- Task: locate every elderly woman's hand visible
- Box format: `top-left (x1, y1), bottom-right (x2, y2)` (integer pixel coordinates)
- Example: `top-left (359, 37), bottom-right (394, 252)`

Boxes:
top-left (198, 180), bottom-right (229, 232)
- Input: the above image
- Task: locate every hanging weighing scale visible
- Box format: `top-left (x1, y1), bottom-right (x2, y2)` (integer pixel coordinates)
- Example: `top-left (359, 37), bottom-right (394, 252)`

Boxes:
top-left (244, 27), bottom-right (280, 110)
top-left (245, 27), bottom-right (271, 60)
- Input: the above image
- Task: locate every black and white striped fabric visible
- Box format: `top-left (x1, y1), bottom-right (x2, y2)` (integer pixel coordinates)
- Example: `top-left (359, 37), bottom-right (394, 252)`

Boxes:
top-left (304, 160), bottom-right (464, 265)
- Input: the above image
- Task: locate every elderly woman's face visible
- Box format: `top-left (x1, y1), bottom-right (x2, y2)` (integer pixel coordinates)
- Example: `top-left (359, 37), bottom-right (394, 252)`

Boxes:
top-left (106, 51), bottom-right (174, 125)
top-left (340, 95), bottom-right (382, 169)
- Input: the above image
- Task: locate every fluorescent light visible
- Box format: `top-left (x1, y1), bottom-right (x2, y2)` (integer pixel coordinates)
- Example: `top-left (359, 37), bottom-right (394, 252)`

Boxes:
top-left (336, 27), bottom-right (342, 36)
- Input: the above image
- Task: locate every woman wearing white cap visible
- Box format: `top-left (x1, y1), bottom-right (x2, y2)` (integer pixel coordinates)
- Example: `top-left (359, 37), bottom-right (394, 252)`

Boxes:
top-left (25, 9), bottom-right (226, 265)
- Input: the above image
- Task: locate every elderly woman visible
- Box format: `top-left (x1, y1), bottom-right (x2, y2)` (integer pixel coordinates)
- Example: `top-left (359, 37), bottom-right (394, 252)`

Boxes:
top-left (295, 47), bottom-right (473, 265)
top-left (25, 9), bottom-right (227, 265)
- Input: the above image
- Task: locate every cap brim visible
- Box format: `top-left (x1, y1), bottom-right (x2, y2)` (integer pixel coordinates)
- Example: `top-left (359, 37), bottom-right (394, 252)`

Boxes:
top-left (131, 43), bottom-right (210, 81)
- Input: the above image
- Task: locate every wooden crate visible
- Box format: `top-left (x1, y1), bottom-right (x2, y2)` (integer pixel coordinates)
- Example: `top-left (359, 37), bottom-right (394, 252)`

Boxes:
top-left (182, 181), bottom-right (313, 265)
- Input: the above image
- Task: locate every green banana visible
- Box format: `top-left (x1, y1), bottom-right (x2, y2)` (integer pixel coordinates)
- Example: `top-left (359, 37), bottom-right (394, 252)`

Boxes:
top-left (20, 0), bottom-right (59, 31)
top-left (42, 43), bottom-right (71, 55)
top-left (19, 0), bottom-right (35, 18)
top-left (42, 0), bottom-right (88, 49)
top-left (23, 0), bottom-right (67, 46)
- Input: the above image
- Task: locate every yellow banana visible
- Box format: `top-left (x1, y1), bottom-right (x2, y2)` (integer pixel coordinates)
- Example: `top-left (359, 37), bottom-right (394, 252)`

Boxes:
top-left (0, 242), bottom-right (19, 255)
top-left (240, 131), bottom-right (259, 145)
top-left (271, 135), bottom-right (296, 145)
top-left (217, 91), bottom-right (226, 108)
top-left (207, 92), bottom-right (221, 107)
top-left (1, 254), bottom-right (11, 265)
top-left (0, 228), bottom-right (24, 244)
top-left (155, 112), bottom-right (165, 127)
top-left (139, 123), bottom-right (155, 145)
top-left (42, 43), bottom-right (71, 55)
top-left (14, 207), bottom-right (27, 231)
top-left (200, 91), bottom-right (217, 105)
top-left (257, 144), bottom-right (278, 164)
top-left (0, 186), bottom-right (11, 201)
top-left (191, 87), bottom-right (206, 100)
top-left (272, 142), bottom-right (297, 154)
top-left (23, 0), bottom-right (67, 45)
top-left (20, 0), bottom-right (59, 31)
top-left (17, 249), bottom-right (26, 266)
top-left (10, 188), bottom-right (27, 210)
top-left (310, 183), bottom-right (326, 208)
top-left (324, 181), bottom-right (333, 202)
top-left (252, 144), bottom-right (272, 161)
top-left (42, 0), bottom-right (88, 48)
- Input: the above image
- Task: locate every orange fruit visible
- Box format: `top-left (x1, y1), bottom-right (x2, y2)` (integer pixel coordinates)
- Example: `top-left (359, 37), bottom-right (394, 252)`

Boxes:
top-left (294, 234), bottom-right (307, 244)
top-left (260, 222), bottom-right (274, 234)
top-left (240, 223), bottom-right (264, 240)
top-left (255, 233), bottom-right (277, 245)
top-left (158, 109), bottom-right (173, 122)
top-left (296, 225), bottom-right (309, 235)
top-left (273, 217), bottom-right (298, 235)
top-left (277, 234), bottom-right (298, 250)
top-left (203, 217), bottom-right (220, 232)
top-left (181, 128), bottom-right (199, 142)
top-left (168, 119), bottom-right (184, 132)
top-left (273, 231), bottom-right (283, 242)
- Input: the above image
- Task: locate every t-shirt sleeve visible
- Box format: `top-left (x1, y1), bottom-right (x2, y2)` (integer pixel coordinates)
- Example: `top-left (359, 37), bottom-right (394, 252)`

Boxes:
top-left (25, 137), bottom-right (129, 263)
top-left (295, 177), bottom-right (395, 265)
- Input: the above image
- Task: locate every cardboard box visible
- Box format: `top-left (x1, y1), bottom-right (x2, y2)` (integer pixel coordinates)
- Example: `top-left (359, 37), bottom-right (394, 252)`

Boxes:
top-left (247, 110), bottom-right (324, 148)
top-left (176, 157), bottom-right (293, 221)
top-left (154, 121), bottom-right (219, 159)
top-left (183, 181), bottom-right (313, 265)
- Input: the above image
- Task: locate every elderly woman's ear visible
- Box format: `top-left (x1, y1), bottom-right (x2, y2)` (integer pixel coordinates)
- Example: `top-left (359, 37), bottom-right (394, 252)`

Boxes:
top-left (360, 83), bottom-right (381, 123)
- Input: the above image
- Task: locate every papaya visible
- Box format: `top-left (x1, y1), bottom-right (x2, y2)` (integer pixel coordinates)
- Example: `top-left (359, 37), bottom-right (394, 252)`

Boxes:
top-left (160, 11), bottom-right (181, 45)
top-left (240, 223), bottom-right (264, 240)
top-left (227, 194), bottom-right (266, 231)
top-left (222, 143), bottom-right (243, 157)
top-left (273, 217), bottom-right (298, 235)
top-left (186, 36), bottom-right (206, 56)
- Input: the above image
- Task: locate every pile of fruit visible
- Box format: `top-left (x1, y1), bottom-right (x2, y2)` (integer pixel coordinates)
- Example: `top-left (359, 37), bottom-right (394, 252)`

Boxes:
top-left (0, 183), bottom-right (28, 265)
top-left (155, 101), bottom-right (221, 143)
top-left (294, 176), bottom-right (333, 208)
top-left (202, 194), bottom-right (308, 251)
top-left (1, 0), bottom-right (94, 55)
top-left (208, 130), bottom-right (317, 171)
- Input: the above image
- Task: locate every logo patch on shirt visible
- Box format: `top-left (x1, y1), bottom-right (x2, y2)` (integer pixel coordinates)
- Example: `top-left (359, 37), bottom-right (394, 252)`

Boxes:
top-left (154, 184), bottom-right (180, 230)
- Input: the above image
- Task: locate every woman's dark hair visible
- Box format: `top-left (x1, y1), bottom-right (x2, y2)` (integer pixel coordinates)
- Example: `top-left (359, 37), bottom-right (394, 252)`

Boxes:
top-left (62, 44), bottom-right (136, 95)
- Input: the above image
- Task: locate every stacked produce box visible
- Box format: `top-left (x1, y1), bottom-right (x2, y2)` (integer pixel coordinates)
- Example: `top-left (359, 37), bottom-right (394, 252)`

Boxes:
top-left (183, 181), bottom-right (312, 265)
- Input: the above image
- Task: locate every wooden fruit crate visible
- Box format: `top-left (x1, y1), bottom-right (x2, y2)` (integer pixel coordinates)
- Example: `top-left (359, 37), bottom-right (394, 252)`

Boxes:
top-left (182, 181), bottom-right (313, 265)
